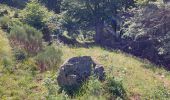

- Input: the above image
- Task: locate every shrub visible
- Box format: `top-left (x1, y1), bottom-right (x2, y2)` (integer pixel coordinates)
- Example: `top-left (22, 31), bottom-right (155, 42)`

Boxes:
top-left (44, 74), bottom-right (69, 100)
top-left (58, 76), bottom-right (104, 98)
top-left (36, 46), bottom-right (63, 72)
top-left (20, 1), bottom-right (52, 29)
top-left (8, 18), bottom-right (24, 29)
top-left (14, 48), bottom-right (28, 61)
top-left (104, 77), bottom-right (127, 99)
top-left (84, 78), bottom-right (104, 97)
top-left (0, 7), bottom-right (8, 17)
top-left (9, 24), bottom-right (43, 56)
top-left (0, 16), bottom-right (10, 30)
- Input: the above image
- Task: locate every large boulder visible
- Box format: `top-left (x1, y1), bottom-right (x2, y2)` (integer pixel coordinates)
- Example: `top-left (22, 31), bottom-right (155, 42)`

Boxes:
top-left (57, 56), bottom-right (105, 89)
top-left (163, 0), bottom-right (170, 4)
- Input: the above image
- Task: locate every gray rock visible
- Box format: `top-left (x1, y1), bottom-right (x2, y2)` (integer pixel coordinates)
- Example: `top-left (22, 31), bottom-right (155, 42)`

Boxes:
top-left (94, 65), bottom-right (105, 81)
top-left (57, 56), bottom-right (94, 87)
top-left (57, 56), bottom-right (105, 88)
top-left (163, 0), bottom-right (170, 4)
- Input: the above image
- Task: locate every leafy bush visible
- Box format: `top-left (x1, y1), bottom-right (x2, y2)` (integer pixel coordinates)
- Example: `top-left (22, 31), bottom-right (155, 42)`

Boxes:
top-left (104, 77), bottom-right (127, 99)
top-left (36, 46), bottom-right (63, 72)
top-left (14, 48), bottom-right (28, 61)
top-left (0, 9), bottom-right (8, 17)
top-left (9, 24), bottom-right (43, 56)
top-left (20, 1), bottom-right (53, 29)
top-left (0, 16), bottom-right (10, 30)
top-left (57, 76), bottom-right (126, 99)
top-left (57, 76), bottom-right (104, 98)
top-left (84, 78), bottom-right (104, 97)
top-left (44, 74), bottom-right (69, 100)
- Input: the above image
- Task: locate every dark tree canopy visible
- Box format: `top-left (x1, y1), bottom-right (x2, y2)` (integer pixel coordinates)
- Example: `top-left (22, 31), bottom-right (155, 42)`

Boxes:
top-left (61, 0), bottom-right (134, 43)
top-left (38, 0), bottom-right (62, 13)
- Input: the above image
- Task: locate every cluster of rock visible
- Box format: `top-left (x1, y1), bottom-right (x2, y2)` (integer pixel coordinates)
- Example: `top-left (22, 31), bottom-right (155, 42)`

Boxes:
top-left (57, 56), bottom-right (105, 88)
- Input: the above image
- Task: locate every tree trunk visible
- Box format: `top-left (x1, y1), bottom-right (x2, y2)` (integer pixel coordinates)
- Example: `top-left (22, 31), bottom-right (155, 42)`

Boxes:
top-left (95, 21), bottom-right (104, 44)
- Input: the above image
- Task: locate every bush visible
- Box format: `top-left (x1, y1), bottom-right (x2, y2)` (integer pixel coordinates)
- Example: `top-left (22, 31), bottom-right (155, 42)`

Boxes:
top-left (104, 77), bottom-right (127, 99)
top-left (14, 48), bottom-right (28, 61)
top-left (44, 74), bottom-right (69, 100)
top-left (58, 76), bottom-right (104, 98)
top-left (36, 46), bottom-right (63, 72)
top-left (84, 78), bottom-right (104, 97)
top-left (0, 16), bottom-right (10, 30)
top-left (20, 1), bottom-right (53, 29)
top-left (0, 9), bottom-right (8, 17)
top-left (9, 24), bottom-right (43, 56)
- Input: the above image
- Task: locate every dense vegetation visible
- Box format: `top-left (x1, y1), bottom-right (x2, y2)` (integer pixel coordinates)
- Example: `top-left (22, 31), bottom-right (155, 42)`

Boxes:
top-left (0, 0), bottom-right (170, 99)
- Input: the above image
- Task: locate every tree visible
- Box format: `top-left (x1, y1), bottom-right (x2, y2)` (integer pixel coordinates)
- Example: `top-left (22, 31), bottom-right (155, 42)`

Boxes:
top-left (122, 3), bottom-right (170, 67)
top-left (39, 0), bottom-right (62, 13)
top-left (0, 0), bottom-right (28, 8)
top-left (20, 1), bottom-right (52, 29)
top-left (61, 0), bottom-right (134, 43)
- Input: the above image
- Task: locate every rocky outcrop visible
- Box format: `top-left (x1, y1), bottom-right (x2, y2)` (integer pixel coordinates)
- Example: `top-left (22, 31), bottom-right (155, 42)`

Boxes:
top-left (57, 56), bottom-right (105, 89)
top-left (163, 0), bottom-right (170, 4)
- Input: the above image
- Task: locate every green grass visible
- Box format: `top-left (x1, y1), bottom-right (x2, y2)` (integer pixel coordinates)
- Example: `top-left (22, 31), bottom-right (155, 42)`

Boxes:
top-left (61, 46), bottom-right (170, 99)
top-left (0, 30), bottom-right (12, 70)
top-left (1, 45), bottom-right (170, 99)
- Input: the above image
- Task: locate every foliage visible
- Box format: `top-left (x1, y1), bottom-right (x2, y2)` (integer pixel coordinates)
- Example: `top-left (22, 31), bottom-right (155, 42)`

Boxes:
top-left (0, 59), bottom-right (44, 99)
top-left (0, 30), bottom-right (12, 68)
top-left (0, 0), bottom-right (28, 8)
top-left (44, 74), bottom-right (70, 100)
top-left (151, 86), bottom-right (170, 99)
top-left (9, 24), bottom-right (43, 56)
top-left (0, 9), bottom-right (8, 17)
top-left (36, 46), bottom-right (63, 72)
top-left (38, 0), bottom-right (62, 13)
top-left (104, 77), bottom-right (127, 99)
top-left (61, 0), bottom-right (134, 42)
top-left (42, 15), bottom-right (62, 42)
top-left (80, 78), bottom-right (105, 99)
top-left (77, 30), bottom-right (95, 42)
top-left (20, 1), bottom-right (53, 29)
top-left (14, 48), bottom-right (28, 61)
top-left (0, 16), bottom-right (10, 30)
top-left (1, 1), bottom-right (170, 100)
top-left (1, 45), bottom-right (170, 99)
top-left (122, 3), bottom-right (170, 67)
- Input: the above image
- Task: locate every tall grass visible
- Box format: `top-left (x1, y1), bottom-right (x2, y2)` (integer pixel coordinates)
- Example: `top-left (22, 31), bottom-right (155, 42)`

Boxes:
top-left (0, 30), bottom-right (12, 68)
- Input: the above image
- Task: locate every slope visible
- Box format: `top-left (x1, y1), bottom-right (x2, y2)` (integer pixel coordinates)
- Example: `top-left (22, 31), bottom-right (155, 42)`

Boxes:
top-left (0, 46), bottom-right (170, 99)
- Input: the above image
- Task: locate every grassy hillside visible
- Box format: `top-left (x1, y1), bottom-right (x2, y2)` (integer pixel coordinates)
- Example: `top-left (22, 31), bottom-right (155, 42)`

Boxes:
top-left (0, 30), bottom-right (12, 68)
top-left (1, 45), bottom-right (170, 99)
top-left (1, 1), bottom-right (170, 100)
top-left (62, 46), bottom-right (170, 100)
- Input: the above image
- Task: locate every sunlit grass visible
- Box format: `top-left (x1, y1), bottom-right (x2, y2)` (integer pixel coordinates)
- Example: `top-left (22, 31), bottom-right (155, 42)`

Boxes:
top-left (61, 46), bottom-right (170, 99)
top-left (0, 30), bottom-right (12, 70)
top-left (1, 45), bottom-right (170, 99)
